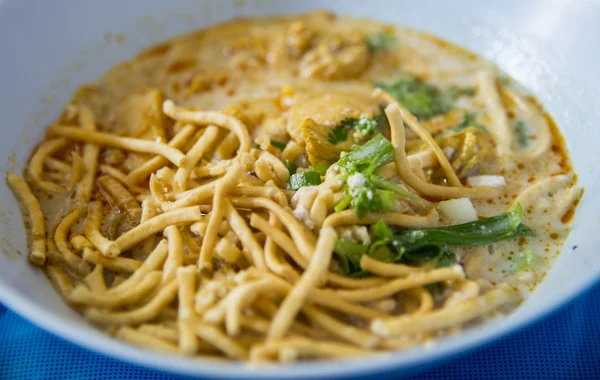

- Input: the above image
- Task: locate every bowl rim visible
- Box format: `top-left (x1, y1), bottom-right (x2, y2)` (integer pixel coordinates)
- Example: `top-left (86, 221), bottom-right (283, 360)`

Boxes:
top-left (0, 0), bottom-right (598, 377)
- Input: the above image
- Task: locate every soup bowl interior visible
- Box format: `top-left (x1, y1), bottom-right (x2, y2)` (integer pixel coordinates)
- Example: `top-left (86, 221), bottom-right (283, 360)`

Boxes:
top-left (0, 0), bottom-right (598, 378)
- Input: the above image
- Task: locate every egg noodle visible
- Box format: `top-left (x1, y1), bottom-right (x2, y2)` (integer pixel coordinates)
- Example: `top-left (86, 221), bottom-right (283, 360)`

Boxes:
top-left (7, 12), bottom-right (580, 362)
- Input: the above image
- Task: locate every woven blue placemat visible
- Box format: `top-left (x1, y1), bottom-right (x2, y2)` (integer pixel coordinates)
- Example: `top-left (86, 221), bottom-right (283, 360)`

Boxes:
top-left (1, 281), bottom-right (599, 380)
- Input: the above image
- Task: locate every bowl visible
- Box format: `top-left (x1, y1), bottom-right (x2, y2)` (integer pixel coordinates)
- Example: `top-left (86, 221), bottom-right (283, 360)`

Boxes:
top-left (0, 0), bottom-right (598, 378)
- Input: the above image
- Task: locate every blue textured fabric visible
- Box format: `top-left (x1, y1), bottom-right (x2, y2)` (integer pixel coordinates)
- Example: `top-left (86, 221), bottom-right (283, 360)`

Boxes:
top-left (1, 281), bottom-right (599, 380)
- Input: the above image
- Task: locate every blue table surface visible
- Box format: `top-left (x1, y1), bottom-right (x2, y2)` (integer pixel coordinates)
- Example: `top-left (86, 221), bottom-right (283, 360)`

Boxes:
top-left (1, 280), bottom-right (599, 380)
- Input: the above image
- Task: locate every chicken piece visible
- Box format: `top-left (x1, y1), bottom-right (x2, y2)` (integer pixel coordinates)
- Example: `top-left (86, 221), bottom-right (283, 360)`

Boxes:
top-left (422, 127), bottom-right (498, 183)
top-left (287, 92), bottom-right (380, 163)
top-left (299, 33), bottom-right (371, 80)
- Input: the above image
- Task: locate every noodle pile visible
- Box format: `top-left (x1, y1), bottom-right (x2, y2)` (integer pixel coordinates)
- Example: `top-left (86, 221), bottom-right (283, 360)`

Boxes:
top-left (6, 12), bottom-right (580, 363)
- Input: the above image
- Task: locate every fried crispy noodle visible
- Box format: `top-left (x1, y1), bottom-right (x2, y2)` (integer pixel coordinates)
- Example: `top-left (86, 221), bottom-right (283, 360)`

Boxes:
top-left (7, 12), bottom-right (579, 363)
top-left (75, 106), bottom-right (101, 202)
top-left (198, 163), bottom-right (244, 270)
top-left (384, 102), bottom-right (502, 199)
top-left (500, 85), bottom-right (552, 161)
top-left (371, 284), bottom-right (518, 337)
top-left (177, 266), bottom-right (199, 354)
top-left (124, 124), bottom-right (197, 185)
top-left (28, 139), bottom-right (69, 193)
top-left (7, 173), bottom-right (46, 265)
top-left (68, 153), bottom-right (88, 192)
top-left (174, 126), bottom-right (220, 191)
top-left (478, 69), bottom-right (513, 164)
top-left (162, 100), bottom-right (252, 156)
top-left (83, 264), bottom-right (107, 293)
top-left (374, 90), bottom-right (462, 187)
top-left (268, 227), bottom-right (336, 339)
top-left (48, 125), bottom-right (186, 166)
top-left (54, 207), bottom-right (90, 276)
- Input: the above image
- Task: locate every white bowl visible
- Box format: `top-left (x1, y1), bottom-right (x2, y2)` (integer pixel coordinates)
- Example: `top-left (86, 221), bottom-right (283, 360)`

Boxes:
top-left (0, 0), bottom-right (598, 378)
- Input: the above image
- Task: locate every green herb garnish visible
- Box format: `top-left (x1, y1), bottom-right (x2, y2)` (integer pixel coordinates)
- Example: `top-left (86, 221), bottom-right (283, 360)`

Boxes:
top-left (390, 204), bottom-right (534, 263)
top-left (289, 171), bottom-right (321, 190)
top-left (349, 185), bottom-right (395, 220)
top-left (510, 248), bottom-right (537, 274)
top-left (332, 204), bottom-right (534, 276)
top-left (284, 159), bottom-right (297, 175)
top-left (270, 140), bottom-right (287, 150)
top-left (444, 113), bottom-right (488, 136)
top-left (364, 30), bottom-right (397, 53)
top-left (333, 134), bottom-right (419, 218)
top-left (333, 239), bottom-right (369, 277)
top-left (514, 120), bottom-right (529, 147)
top-left (436, 251), bottom-right (458, 268)
top-left (327, 116), bottom-right (379, 145)
top-left (328, 125), bottom-right (349, 145)
top-left (337, 133), bottom-right (394, 176)
top-left (373, 73), bottom-right (476, 121)
top-left (369, 173), bottom-right (421, 203)
top-left (309, 161), bottom-right (332, 176)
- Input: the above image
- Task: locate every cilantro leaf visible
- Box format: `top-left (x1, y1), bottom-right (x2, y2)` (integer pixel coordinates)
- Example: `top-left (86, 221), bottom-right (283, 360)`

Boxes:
top-left (514, 120), bottom-right (529, 147)
top-left (327, 125), bottom-right (349, 145)
top-left (327, 116), bottom-right (378, 145)
top-left (373, 73), bottom-right (476, 121)
top-left (364, 30), bottom-right (397, 53)
top-left (289, 171), bottom-right (321, 190)
top-left (443, 113), bottom-right (488, 136)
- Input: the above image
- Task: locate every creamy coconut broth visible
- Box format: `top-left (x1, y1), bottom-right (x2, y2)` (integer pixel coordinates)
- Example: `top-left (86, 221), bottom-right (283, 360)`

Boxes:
top-left (7, 12), bottom-right (580, 361)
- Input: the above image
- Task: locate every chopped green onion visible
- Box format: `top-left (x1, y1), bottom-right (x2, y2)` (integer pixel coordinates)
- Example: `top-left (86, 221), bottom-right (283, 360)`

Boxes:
top-left (270, 140), bottom-right (287, 150)
top-left (284, 159), bottom-right (297, 175)
top-left (309, 162), bottom-right (332, 176)
top-left (350, 186), bottom-right (395, 219)
top-left (391, 204), bottom-right (533, 252)
top-left (334, 193), bottom-right (353, 212)
top-left (289, 171), bottom-right (321, 190)
top-left (332, 204), bottom-right (534, 276)
top-left (333, 134), bottom-right (418, 218)
top-left (338, 133), bottom-right (394, 175)
top-left (373, 219), bottom-right (394, 240)
top-left (333, 239), bottom-right (368, 275)
top-left (369, 173), bottom-right (422, 203)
